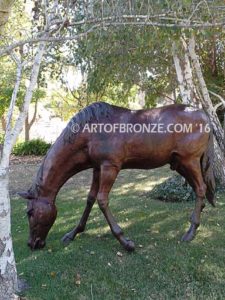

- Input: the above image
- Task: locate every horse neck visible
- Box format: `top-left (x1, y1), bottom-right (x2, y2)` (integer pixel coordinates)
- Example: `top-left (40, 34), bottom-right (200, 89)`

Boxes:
top-left (35, 135), bottom-right (89, 202)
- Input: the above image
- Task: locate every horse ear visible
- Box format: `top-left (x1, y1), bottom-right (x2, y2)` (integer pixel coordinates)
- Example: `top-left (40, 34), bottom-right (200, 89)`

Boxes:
top-left (18, 191), bottom-right (33, 200)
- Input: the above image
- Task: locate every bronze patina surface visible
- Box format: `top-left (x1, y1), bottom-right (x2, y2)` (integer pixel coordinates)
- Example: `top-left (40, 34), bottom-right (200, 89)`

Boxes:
top-left (19, 102), bottom-right (215, 251)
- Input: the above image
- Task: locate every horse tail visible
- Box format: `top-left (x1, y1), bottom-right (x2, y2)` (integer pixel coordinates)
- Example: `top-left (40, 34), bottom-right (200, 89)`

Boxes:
top-left (201, 129), bottom-right (216, 207)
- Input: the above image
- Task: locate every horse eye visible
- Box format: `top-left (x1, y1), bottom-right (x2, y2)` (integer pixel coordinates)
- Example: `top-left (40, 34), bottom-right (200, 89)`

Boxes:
top-left (27, 208), bottom-right (34, 217)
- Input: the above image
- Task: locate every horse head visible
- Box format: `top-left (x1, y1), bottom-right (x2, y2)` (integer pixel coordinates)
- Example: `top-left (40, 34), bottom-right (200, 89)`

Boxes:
top-left (18, 191), bottom-right (57, 250)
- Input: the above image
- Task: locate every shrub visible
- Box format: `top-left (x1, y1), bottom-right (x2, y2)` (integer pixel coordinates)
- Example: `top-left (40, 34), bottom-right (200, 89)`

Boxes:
top-left (150, 174), bottom-right (195, 202)
top-left (13, 139), bottom-right (51, 156)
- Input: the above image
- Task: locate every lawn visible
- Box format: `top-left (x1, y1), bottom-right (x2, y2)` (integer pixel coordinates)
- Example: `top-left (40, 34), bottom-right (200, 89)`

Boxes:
top-left (11, 165), bottom-right (225, 300)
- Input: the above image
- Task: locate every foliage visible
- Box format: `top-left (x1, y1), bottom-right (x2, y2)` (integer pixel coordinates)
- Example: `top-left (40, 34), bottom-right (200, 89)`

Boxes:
top-left (0, 133), bottom-right (4, 144)
top-left (13, 139), bottom-right (51, 156)
top-left (151, 174), bottom-right (195, 202)
top-left (70, 26), bottom-right (179, 108)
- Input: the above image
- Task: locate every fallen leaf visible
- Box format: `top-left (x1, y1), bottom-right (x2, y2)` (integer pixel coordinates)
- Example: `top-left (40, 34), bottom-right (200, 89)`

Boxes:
top-left (75, 273), bottom-right (81, 286)
top-left (117, 251), bottom-right (123, 257)
top-left (50, 272), bottom-right (56, 278)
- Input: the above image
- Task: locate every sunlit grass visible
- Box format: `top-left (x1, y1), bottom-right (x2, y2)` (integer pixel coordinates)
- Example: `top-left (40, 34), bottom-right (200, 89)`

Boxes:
top-left (12, 167), bottom-right (225, 300)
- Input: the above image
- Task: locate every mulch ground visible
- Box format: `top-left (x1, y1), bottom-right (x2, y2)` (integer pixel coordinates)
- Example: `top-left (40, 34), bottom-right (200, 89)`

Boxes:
top-left (9, 155), bottom-right (93, 197)
top-left (10, 155), bottom-right (43, 166)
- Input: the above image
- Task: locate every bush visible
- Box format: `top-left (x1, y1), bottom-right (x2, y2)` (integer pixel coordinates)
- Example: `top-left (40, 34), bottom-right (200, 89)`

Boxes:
top-left (0, 134), bottom-right (4, 144)
top-left (13, 139), bottom-right (51, 156)
top-left (150, 174), bottom-right (195, 202)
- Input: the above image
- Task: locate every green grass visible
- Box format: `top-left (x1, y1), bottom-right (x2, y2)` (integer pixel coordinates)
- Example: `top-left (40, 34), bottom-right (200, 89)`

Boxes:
top-left (12, 168), bottom-right (225, 300)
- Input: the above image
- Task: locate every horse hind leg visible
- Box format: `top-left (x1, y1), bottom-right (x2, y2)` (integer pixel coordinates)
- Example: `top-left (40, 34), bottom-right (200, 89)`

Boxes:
top-left (97, 163), bottom-right (135, 252)
top-left (176, 159), bottom-right (206, 242)
top-left (61, 168), bottom-right (100, 245)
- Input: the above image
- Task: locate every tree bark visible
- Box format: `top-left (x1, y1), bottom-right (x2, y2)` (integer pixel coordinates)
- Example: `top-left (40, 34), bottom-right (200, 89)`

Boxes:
top-left (172, 42), bottom-right (190, 104)
top-left (210, 34), bottom-right (218, 77)
top-left (173, 35), bottom-right (225, 184)
top-left (187, 34), bottom-right (225, 184)
top-left (0, 41), bottom-right (46, 299)
top-left (25, 98), bottom-right (38, 141)
top-left (188, 34), bottom-right (225, 153)
top-left (213, 139), bottom-right (225, 182)
top-left (12, 42), bottom-right (46, 146)
top-left (172, 40), bottom-right (199, 106)
top-left (25, 115), bottom-right (30, 142)
top-left (0, 167), bottom-right (17, 300)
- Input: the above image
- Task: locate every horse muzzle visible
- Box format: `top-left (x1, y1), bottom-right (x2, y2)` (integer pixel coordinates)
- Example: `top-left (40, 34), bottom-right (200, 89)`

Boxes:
top-left (28, 237), bottom-right (46, 250)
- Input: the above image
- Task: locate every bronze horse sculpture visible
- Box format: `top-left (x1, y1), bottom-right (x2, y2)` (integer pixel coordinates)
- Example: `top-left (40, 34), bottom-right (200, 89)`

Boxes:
top-left (19, 102), bottom-right (215, 251)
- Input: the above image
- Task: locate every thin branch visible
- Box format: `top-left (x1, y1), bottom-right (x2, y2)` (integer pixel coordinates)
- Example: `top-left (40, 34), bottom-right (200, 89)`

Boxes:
top-left (5, 59), bottom-right (22, 137)
top-left (11, 41), bottom-right (46, 147)
top-left (28, 97), bottom-right (38, 129)
top-left (1, 14), bottom-right (225, 57)
top-left (209, 90), bottom-right (225, 110)
top-left (0, 24), bottom-right (101, 57)
top-left (188, 1), bottom-right (205, 23)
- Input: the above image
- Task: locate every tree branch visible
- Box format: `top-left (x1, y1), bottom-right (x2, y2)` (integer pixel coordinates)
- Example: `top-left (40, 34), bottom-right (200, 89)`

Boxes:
top-left (0, 24), bottom-right (101, 57)
top-left (1, 13), bottom-right (225, 57)
top-left (209, 90), bottom-right (225, 110)
top-left (11, 41), bottom-right (46, 147)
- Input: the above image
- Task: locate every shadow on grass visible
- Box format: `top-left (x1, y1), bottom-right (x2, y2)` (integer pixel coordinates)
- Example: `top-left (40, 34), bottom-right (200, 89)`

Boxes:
top-left (12, 167), bottom-right (225, 300)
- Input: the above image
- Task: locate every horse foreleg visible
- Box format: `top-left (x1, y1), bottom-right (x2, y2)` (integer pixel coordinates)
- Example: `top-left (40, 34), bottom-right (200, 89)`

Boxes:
top-left (179, 160), bottom-right (206, 242)
top-left (97, 164), bottom-right (135, 252)
top-left (61, 168), bottom-right (100, 245)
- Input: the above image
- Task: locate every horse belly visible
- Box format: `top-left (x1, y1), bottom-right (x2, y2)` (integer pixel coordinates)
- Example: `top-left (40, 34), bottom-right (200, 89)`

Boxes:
top-left (122, 137), bottom-right (172, 169)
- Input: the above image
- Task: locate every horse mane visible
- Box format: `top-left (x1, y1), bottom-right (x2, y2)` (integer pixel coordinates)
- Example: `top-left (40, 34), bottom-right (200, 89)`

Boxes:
top-left (28, 102), bottom-right (113, 197)
top-left (63, 101), bottom-right (113, 144)
top-left (28, 155), bottom-right (47, 198)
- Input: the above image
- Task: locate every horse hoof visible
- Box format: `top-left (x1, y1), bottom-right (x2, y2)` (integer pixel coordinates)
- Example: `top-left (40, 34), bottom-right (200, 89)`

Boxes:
top-left (61, 234), bottom-right (73, 246)
top-left (181, 232), bottom-right (194, 242)
top-left (124, 239), bottom-right (135, 252)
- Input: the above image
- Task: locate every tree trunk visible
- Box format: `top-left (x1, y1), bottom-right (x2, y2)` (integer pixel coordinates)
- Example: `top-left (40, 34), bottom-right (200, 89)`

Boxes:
top-left (173, 35), bottom-right (225, 184)
top-left (187, 34), bottom-right (225, 184)
top-left (137, 89), bottom-right (145, 108)
top-left (0, 41), bottom-right (46, 299)
top-left (213, 139), bottom-right (225, 182)
top-left (172, 40), bottom-right (199, 106)
top-left (172, 42), bottom-right (190, 104)
top-left (25, 114), bottom-right (30, 142)
top-left (188, 34), bottom-right (225, 153)
top-left (210, 34), bottom-right (218, 77)
top-left (0, 165), bottom-right (17, 299)
top-left (24, 98), bottom-right (38, 141)
top-left (12, 42), bottom-right (46, 146)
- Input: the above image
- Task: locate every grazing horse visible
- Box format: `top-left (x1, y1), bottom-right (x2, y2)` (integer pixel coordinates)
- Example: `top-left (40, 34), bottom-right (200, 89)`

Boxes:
top-left (19, 102), bottom-right (215, 251)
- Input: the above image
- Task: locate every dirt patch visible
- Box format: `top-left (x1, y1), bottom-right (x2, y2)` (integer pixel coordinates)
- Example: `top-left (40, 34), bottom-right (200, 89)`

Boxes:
top-left (9, 155), bottom-right (43, 196)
